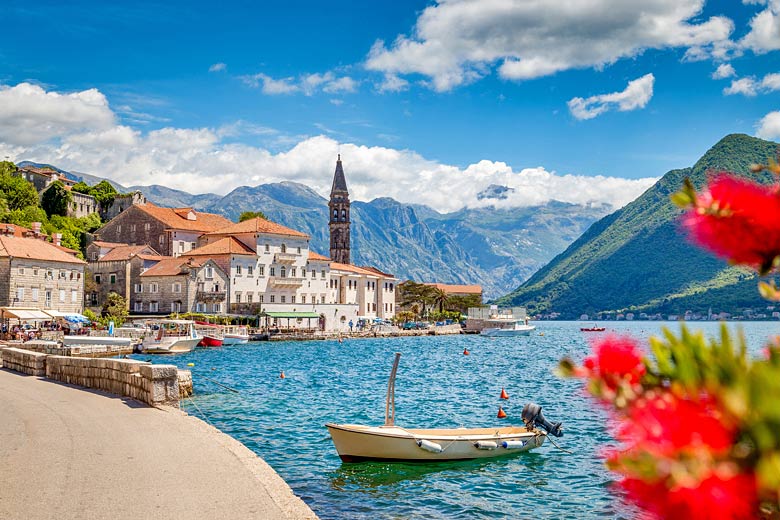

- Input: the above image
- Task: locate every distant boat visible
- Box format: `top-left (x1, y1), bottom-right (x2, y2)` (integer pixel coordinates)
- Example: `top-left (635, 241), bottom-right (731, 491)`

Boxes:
top-left (222, 325), bottom-right (249, 345)
top-left (580, 325), bottom-right (606, 332)
top-left (194, 322), bottom-right (224, 347)
top-left (61, 335), bottom-right (133, 348)
top-left (326, 353), bottom-right (563, 462)
top-left (141, 319), bottom-right (201, 354)
top-left (480, 317), bottom-right (535, 337)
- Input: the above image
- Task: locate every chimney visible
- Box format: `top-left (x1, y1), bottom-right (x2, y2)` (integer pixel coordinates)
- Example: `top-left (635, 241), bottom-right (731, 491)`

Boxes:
top-left (5, 225), bottom-right (14, 236)
top-left (31, 222), bottom-right (41, 236)
top-left (53, 233), bottom-right (62, 246)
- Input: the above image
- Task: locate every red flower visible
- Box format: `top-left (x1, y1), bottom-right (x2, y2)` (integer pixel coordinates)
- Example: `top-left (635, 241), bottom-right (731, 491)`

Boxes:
top-left (683, 173), bottom-right (780, 271)
top-left (618, 392), bottom-right (736, 455)
top-left (582, 335), bottom-right (646, 389)
top-left (621, 470), bottom-right (757, 520)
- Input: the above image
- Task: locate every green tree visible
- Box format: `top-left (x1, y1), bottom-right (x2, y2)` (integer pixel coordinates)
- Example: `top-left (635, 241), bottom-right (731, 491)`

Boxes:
top-left (239, 210), bottom-right (267, 222)
top-left (0, 173), bottom-right (39, 211)
top-left (431, 287), bottom-right (450, 313)
top-left (90, 180), bottom-right (117, 211)
top-left (101, 292), bottom-right (128, 326)
top-left (4, 206), bottom-right (48, 227)
top-left (71, 181), bottom-right (91, 194)
top-left (41, 181), bottom-right (72, 217)
top-left (0, 161), bottom-right (17, 176)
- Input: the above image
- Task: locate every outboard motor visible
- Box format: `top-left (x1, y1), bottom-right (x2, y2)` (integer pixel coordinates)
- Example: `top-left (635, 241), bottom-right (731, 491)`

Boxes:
top-left (522, 403), bottom-right (563, 437)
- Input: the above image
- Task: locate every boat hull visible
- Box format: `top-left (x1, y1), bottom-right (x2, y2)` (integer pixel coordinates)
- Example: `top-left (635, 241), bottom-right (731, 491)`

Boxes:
top-left (142, 337), bottom-right (200, 354)
top-left (62, 336), bottom-right (132, 347)
top-left (198, 335), bottom-right (223, 347)
top-left (326, 424), bottom-right (545, 462)
top-left (222, 335), bottom-right (249, 345)
top-left (480, 326), bottom-right (535, 337)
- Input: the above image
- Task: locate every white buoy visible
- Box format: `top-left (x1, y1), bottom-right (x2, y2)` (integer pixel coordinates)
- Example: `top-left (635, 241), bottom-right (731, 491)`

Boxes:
top-left (416, 439), bottom-right (443, 453)
top-left (502, 440), bottom-right (526, 449)
top-left (474, 440), bottom-right (498, 450)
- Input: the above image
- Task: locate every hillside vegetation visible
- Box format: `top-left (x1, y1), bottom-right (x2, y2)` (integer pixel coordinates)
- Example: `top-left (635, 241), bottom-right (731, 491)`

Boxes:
top-left (495, 134), bottom-right (780, 318)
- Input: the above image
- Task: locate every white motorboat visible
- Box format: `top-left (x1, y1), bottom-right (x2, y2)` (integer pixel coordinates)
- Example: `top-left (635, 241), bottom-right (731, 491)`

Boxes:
top-left (62, 335), bottom-right (133, 348)
top-left (480, 318), bottom-right (535, 337)
top-left (222, 325), bottom-right (249, 345)
top-left (141, 319), bottom-right (201, 354)
top-left (326, 353), bottom-right (563, 462)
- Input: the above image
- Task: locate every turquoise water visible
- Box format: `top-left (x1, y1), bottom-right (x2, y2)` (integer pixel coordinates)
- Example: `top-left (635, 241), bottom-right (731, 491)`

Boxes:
top-left (136, 321), bottom-right (779, 519)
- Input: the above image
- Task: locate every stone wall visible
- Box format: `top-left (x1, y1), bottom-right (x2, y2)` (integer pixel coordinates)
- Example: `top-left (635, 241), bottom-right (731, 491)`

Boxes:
top-left (1, 347), bottom-right (181, 407)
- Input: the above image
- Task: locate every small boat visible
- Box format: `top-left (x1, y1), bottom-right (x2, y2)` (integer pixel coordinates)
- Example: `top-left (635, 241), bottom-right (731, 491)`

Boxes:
top-left (141, 319), bottom-right (201, 354)
top-left (62, 335), bottom-right (133, 348)
top-left (480, 317), bottom-right (535, 337)
top-left (194, 322), bottom-right (224, 347)
top-left (580, 324), bottom-right (606, 332)
top-left (222, 325), bottom-right (249, 345)
top-left (326, 353), bottom-right (563, 462)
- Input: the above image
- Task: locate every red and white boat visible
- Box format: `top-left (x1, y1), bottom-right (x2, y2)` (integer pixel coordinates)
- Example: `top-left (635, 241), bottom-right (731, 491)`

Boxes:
top-left (195, 322), bottom-right (224, 347)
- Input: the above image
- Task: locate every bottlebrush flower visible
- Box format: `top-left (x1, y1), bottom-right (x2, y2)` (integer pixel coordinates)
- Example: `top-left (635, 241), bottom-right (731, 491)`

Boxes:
top-left (682, 173), bottom-right (780, 273)
top-left (582, 335), bottom-right (646, 389)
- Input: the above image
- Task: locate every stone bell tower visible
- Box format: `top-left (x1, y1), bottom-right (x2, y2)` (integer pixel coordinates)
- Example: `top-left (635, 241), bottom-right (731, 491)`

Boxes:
top-left (329, 155), bottom-right (351, 264)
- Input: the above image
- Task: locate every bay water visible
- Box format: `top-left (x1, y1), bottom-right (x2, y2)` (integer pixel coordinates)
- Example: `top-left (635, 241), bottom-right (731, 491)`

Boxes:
top-left (137, 321), bottom-right (778, 519)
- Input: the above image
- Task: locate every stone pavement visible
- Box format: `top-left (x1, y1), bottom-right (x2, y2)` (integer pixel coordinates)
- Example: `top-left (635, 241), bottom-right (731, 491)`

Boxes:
top-left (0, 368), bottom-right (317, 520)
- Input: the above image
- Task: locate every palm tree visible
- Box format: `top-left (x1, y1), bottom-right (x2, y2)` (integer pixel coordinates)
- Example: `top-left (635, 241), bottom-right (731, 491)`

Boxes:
top-left (431, 288), bottom-right (449, 313)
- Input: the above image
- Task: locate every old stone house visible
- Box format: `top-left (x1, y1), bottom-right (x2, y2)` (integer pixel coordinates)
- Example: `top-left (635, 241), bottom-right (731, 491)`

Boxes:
top-left (0, 225), bottom-right (86, 312)
top-left (135, 257), bottom-right (228, 315)
top-left (94, 203), bottom-right (232, 257)
top-left (86, 242), bottom-right (162, 311)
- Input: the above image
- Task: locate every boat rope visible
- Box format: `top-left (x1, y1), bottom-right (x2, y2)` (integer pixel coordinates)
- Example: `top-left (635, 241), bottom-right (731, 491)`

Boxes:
top-left (199, 375), bottom-right (240, 394)
top-left (545, 433), bottom-right (573, 454)
top-left (183, 394), bottom-right (216, 428)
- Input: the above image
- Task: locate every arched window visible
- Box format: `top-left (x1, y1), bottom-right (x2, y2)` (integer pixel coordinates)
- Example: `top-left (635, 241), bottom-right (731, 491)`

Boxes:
top-left (281, 243), bottom-right (287, 253)
top-left (281, 266), bottom-right (287, 278)
top-left (341, 209), bottom-right (347, 221)
top-left (333, 209), bottom-right (338, 220)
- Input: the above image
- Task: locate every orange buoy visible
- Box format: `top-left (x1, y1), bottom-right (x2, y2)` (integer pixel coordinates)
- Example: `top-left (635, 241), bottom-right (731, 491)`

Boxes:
top-left (497, 406), bottom-right (507, 419)
top-left (279, 371), bottom-right (286, 379)
top-left (463, 348), bottom-right (470, 355)
top-left (500, 387), bottom-right (509, 400)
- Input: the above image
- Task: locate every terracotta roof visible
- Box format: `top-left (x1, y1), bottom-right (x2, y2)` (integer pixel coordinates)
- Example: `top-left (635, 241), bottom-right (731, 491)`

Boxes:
top-left (0, 224), bottom-right (30, 237)
top-left (206, 217), bottom-right (308, 238)
top-left (423, 283), bottom-right (483, 295)
top-left (141, 257), bottom-right (212, 277)
top-left (330, 262), bottom-right (379, 277)
top-left (91, 240), bottom-right (127, 248)
top-left (308, 251), bottom-right (330, 261)
top-left (135, 203), bottom-right (233, 232)
top-left (186, 237), bottom-right (255, 256)
top-left (361, 265), bottom-right (395, 278)
top-left (99, 244), bottom-right (160, 262)
top-left (53, 244), bottom-right (80, 256)
top-left (0, 235), bottom-right (85, 265)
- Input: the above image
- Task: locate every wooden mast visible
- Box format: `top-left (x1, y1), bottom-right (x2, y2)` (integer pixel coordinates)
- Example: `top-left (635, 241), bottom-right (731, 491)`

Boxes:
top-left (384, 352), bottom-right (401, 426)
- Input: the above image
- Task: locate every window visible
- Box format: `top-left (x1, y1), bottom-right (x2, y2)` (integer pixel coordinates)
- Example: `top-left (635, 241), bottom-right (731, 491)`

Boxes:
top-left (195, 303), bottom-right (204, 312)
top-left (281, 243), bottom-right (287, 253)
top-left (205, 266), bottom-right (213, 279)
top-left (144, 223), bottom-right (150, 231)
top-left (259, 265), bottom-right (265, 276)
top-left (321, 270), bottom-right (326, 279)
top-left (110, 273), bottom-right (116, 284)
top-left (95, 274), bottom-right (102, 284)
top-left (341, 209), bottom-right (347, 221)
top-left (281, 266), bottom-right (286, 278)
top-left (281, 295), bottom-right (286, 303)
top-left (71, 290), bottom-right (77, 303)
top-left (150, 283), bottom-right (158, 293)
top-left (311, 269), bottom-right (315, 278)
top-left (117, 225), bottom-right (121, 234)
top-left (47, 270), bottom-right (54, 280)
top-left (297, 247), bottom-right (301, 254)
top-left (18, 267), bottom-right (25, 275)
top-left (135, 302), bottom-right (144, 312)
top-left (270, 295), bottom-right (275, 303)
top-left (259, 295), bottom-right (264, 304)
top-left (134, 283), bottom-right (143, 293)
top-left (212, 303), bottom-right (221, 313)
top-left (172, 302), bottom-right (181, 313)
top-left (33, 268), bottom-right (38, 276)
top-left (302, 295), bottom-right (306, 304)
top-left (236, 293), bottom-right (241, 303)
top-left (333, 209), bottom-right (338, 219)
top-left (179, 242), bottom-right (185, 253)
top-left (90, 293), bottom-right (98, 305)
top-left (16, 287), bottom-right (24, 302)
top-left (265, 243), bottom-right (270, 253)
top-left (301, 269), bottom-right (306, 278)
top-left (321, 294), bottom-right (326, 304)
top-left (150, 301), bottom-right (159, 312)
top-left (236, 265), bottom-right (242, 275)
top-left (248, 265), bottom-right (254, 276)
top-left (291, 267), bottom-right (296, 277)
top-left (291, 295), bottom-right (296, 303)
top-left (31, 288), bottom-right (38, 302)
top-left (130, 224), bottom-right (136, 232)
top-left (270, 267), bottom-right (275, 276)
top-left (59, 289), bottom-right (65, 302)
top-left (91, 251), bottom-right (98, 261)
top-left (45, 290), bottom-right (52, 308)
top-left (159, 235), bottom-right (164, 246)
top-left (173, 283), bottom-right (181, 293)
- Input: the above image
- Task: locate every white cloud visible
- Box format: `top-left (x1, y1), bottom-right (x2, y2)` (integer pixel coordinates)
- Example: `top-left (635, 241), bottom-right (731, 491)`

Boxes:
top-left (376, 74), bottom-right (409, 93)
top-left (365, 0), bottom-right (734, 91)
top-left (242, 71), bottom-right (358, 96)
top-left (0, 82), bottom-right (656, 213)
top-left (741, 0), bottom-right (780, 53)
top-left (723, 72), bottom-right (780, 96)
top-left (567, 74), bottom-right (655, 120)
top-left (756, 110), bottom-right (780, 139)
top-left (209, 62), bottom-right (227, 73)
top-left (712, 63), bottom-right (736, 79)
top-left (0, 83), bottom-right (115, 146)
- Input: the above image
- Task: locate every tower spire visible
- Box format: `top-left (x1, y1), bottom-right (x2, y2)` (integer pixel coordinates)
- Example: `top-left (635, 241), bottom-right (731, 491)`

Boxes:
top-left (329, 155), bottom-right (351, 264)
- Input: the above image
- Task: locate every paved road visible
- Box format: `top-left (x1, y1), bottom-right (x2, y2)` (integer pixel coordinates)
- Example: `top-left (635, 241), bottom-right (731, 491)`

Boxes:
top-left (0, 368), bottom-right (317, 520)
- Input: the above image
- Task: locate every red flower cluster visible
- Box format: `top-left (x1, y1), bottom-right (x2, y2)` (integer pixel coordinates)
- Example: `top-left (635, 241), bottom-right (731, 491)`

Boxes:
top-left (683, 173), bottom-right (780, 271)
top-left (582, 335), bottom-right (645, 389)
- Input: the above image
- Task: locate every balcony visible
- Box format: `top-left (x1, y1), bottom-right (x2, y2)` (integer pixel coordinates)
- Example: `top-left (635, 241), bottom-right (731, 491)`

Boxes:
top-left (196, 290), bottom-right (227, 302)
top-left (274, 252), bottom-right (299, 264)
top-left (269, 276), bottom-right (304, 288)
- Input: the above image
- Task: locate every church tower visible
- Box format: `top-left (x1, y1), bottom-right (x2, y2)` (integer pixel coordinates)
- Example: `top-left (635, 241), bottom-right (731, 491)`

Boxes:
top-left (329, 154), bottom-right (351, 264)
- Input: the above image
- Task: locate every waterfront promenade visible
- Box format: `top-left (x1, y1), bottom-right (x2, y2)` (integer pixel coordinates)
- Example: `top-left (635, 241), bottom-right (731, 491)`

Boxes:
top-left (0, 368), bottom-right (317, 520)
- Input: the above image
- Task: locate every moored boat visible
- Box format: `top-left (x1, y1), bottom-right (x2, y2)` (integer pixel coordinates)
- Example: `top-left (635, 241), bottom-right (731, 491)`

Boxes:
top-left (222, 325), bottom-right (249, 345)
top-left (580, 324), bottom-right (606, 332)
top-left (480, 317), bottom-right (535, 337)
top-left (194, 322), bottom-right (224, 347)
top-left (326, 353), bottom-right (563, 462)
top-left (141, 319), bottom-right (201, 354)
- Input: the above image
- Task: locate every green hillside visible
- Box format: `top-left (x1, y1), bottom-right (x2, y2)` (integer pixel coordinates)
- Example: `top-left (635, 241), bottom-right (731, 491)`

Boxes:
top-left (495, 134), bottom-right (780, 319)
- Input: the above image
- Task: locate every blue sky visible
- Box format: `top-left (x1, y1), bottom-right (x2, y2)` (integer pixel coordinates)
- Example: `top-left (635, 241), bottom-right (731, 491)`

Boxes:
top-left (0, 0), bottom-right (778, 212)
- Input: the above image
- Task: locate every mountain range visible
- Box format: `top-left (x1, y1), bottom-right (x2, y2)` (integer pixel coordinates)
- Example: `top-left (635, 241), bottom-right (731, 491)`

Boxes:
top-left (19, 162), bottom-right (609, 299)
top-left (495, 134), bottom-right (779, 318)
